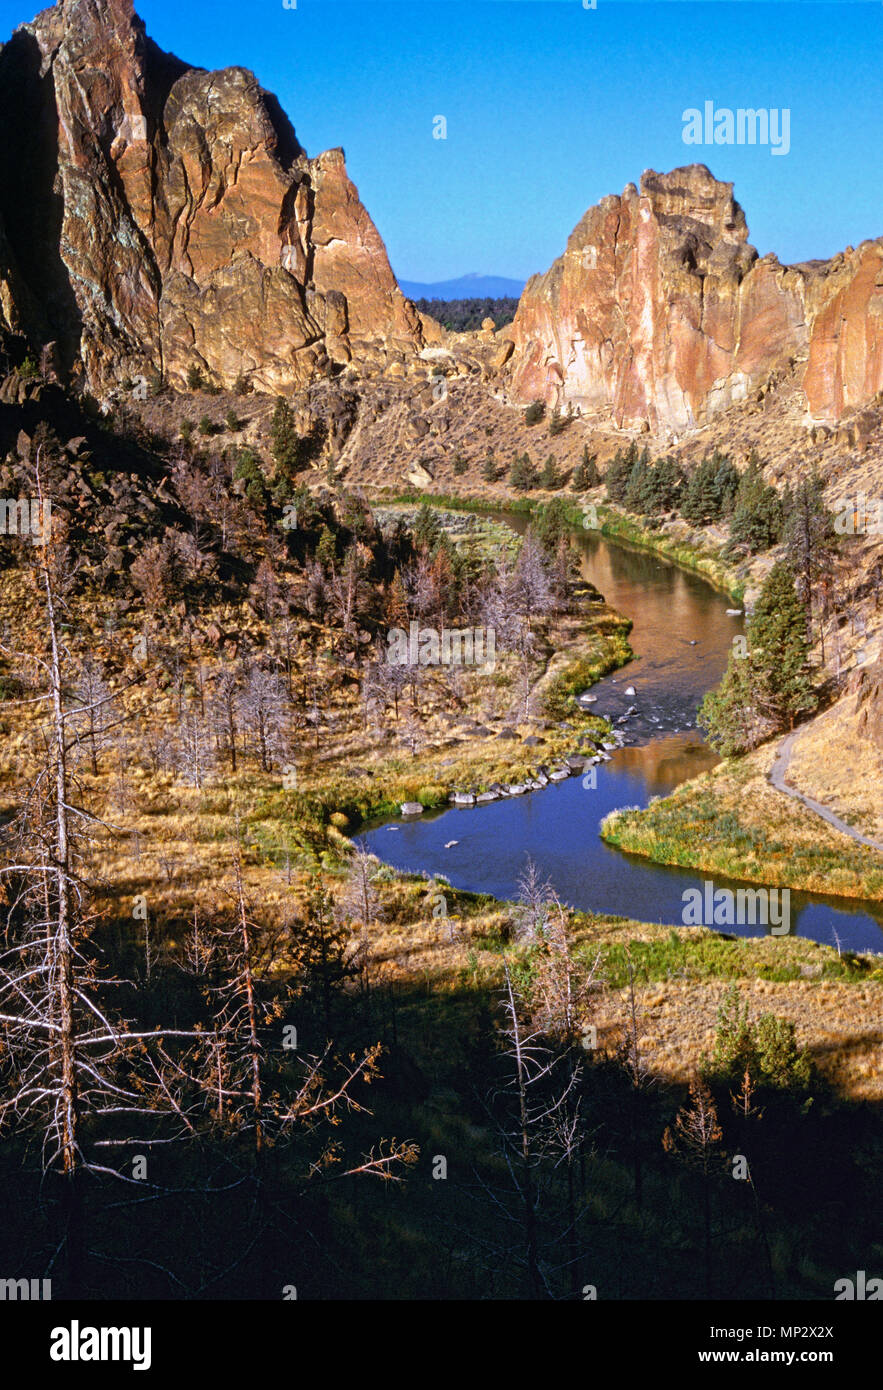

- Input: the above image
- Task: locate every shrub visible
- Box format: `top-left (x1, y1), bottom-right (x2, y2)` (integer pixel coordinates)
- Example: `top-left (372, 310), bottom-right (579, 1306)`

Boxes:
top-left (186, 364), bottom-right (205, 391)
top-left (524, 400), bottom-right (545, 426)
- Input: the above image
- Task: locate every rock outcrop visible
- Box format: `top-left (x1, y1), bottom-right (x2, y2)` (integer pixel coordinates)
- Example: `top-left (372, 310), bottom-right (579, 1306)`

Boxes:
top-left (504, 165), bottom-right (883, 432)
top-left (0, 0), bottom-right (422, 398)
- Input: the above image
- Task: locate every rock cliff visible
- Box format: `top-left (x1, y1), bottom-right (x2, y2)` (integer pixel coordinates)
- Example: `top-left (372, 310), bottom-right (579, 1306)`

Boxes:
top-left (504, 165), bottom-right (883, 432)
top-left (0, 0), bottom-right (423, 397)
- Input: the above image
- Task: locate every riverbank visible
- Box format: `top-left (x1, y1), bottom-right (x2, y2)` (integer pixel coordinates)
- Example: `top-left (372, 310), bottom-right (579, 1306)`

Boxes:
top-left (382, 487), bottom-right (747, 603)
top-left (288, 596), bottom-right (632, 846)
top-left (600, 740), bottom-right (883, 901)
top-left (400, 872), bottom-right (883, 1098)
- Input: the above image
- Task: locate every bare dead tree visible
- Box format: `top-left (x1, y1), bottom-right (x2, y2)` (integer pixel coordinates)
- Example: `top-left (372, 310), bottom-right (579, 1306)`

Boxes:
top-left (0, 473), bottom-right (204, 1291)
top-left (239, 666), bottom-right (290, 772)
top-left (663, 1075), bottom-right (724, 1296)
top-left (335, 844), bottom-right (385, 1009)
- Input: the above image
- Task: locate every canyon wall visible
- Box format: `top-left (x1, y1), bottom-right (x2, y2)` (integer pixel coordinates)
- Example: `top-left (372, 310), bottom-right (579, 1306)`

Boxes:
top-left (504, 165), bottom-right (883, 432)
top-left (0, 0), bottom-right (423, 397)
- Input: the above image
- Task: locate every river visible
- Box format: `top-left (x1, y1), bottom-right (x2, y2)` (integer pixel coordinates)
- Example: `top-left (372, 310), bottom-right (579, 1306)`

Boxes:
top-left (365, 515), bottom-right (883, 953)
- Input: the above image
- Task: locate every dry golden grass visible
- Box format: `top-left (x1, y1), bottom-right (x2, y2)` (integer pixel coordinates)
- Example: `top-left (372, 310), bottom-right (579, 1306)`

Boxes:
top-left (602, 742), bottom-right (883, 899)
top-left (788, 690), bottom-right (883, 841)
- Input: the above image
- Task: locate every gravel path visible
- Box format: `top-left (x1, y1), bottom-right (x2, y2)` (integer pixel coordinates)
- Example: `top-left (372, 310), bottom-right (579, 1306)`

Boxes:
top-left (769, 729), bottom-right (883, 852)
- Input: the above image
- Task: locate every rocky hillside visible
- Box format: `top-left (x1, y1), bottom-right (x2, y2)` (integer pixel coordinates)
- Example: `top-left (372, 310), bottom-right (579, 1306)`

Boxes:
top-left (502, 164), bottom-right (883, 433)
top-left (0, 0), bottom-right (424, 401)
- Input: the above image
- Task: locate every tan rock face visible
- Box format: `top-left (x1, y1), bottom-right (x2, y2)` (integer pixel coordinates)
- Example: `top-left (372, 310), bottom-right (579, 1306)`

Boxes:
top-left (0, 0), bottom-right (422, 397)
top-left (803, 244), bottom-right (883, 421)
top-left (506, 164), bottom-right (882, 430)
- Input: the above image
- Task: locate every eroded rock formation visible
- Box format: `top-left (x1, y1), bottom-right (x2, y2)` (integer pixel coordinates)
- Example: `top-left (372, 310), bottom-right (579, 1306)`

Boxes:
top-left (0, 0), bottom-right (422, 397)
top-left (504, 165), bottom-right (883, 431)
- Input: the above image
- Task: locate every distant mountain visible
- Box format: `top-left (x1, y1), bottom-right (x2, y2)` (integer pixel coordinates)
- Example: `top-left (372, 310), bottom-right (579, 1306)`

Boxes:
top-left (398, 273), bottom-right (526, 300)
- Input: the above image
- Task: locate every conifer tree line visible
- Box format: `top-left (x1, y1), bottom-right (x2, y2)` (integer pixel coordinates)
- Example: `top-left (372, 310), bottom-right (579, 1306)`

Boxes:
top-left (602, 441), bottom-right (789, 554)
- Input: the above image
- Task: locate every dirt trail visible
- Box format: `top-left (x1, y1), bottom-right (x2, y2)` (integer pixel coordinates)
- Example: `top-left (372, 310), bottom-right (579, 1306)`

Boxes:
top-left (770, 729), bottom-right (883, 852)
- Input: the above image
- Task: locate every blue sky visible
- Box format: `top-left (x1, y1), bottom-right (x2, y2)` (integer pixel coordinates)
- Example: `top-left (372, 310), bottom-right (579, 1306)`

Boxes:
top-left (3, 1), bottom-right (882, 281)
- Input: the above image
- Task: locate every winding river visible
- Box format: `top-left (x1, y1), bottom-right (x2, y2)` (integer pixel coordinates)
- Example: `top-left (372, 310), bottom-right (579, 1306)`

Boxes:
top-left (365, 517), bottom-right (883, 953)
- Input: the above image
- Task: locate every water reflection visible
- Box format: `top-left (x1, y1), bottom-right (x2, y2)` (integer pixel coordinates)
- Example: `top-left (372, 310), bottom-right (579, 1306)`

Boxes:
top-left (364, 519), bottom-right (883, 954)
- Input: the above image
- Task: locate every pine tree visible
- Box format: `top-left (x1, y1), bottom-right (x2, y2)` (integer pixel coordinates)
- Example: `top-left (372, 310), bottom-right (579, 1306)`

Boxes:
top-left (682, 453), bottom-right (725, 524)
top-left (748, 560), bottom-right (817, 728)
top-left (270, 396), bottom-right (301, 479)
top-left (728, 455), bottom-right (783, 554)
top-left (712, 451), bottom-right (740, 516)
top-left (782, 470), bottom-right (837, 639)
top-left (413, 501), bottom-right (442, 551)
top-left (653, 455), bottom-right (685, 512)
top-left (540, 453), bottom-right (562, 490)
top-left (316, 524), bottom-right (337, 574)
top-left (699, 562), bottom-right (816, 751)
top-left (233, 446), bottom-right (270, 509)
top-left (604, 442), bottom-right (638, 504)
top-left (572, 445), bottom-right (600, 491)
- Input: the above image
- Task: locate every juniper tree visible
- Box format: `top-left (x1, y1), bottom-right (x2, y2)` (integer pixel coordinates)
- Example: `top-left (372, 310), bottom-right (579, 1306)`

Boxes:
top-left (509, 452), bottom-right (538, 491)
top-left (540, 454), bottom-right (562, 490)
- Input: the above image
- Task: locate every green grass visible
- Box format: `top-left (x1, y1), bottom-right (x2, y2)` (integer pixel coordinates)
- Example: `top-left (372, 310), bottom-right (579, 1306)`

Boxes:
top-left (600, 771), bottom-right (883, 901)
top-left (543, 625), bottom-right (634, 719)
top-left (585, 924), bottom-right (883, 987)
